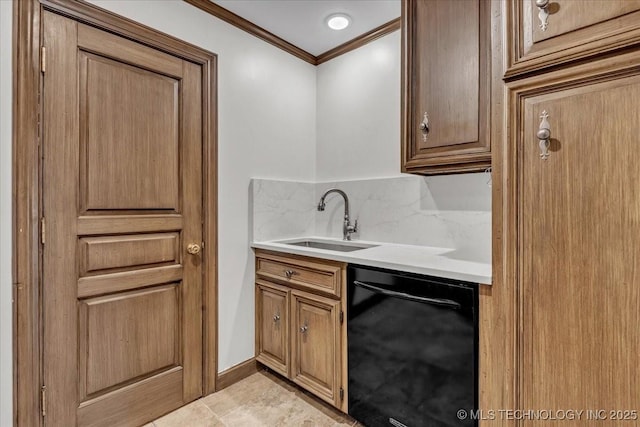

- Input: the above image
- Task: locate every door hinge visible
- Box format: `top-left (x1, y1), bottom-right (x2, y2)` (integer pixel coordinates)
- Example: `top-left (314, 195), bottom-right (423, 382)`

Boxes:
top-left (339, 387), bottom-right (344, 401)
top-left (340, 310), bottom-right (344, 324)
top-left (40, 217), bottom-right (46, 245)
top-left (41, 385), bottom-right (46, 417)
top-left (40, 46), bottom-right (46, 73)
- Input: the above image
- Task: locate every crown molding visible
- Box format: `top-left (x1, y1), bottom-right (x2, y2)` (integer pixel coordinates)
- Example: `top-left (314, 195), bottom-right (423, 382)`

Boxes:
top-left (184, 0), bottom-right (317, 64)
top-left (316, 18), bottom-right (401, 65)
top-left (184, 0), bottom-right (401, 66)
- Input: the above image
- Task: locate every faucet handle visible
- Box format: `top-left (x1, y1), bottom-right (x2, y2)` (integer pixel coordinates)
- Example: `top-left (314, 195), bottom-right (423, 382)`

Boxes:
top-left (353, 219), bottom-right (358, 232)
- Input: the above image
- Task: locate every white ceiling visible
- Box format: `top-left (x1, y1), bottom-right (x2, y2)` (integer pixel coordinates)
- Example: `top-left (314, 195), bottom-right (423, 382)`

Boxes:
top-left (212, 0), bottom-right (401, 56)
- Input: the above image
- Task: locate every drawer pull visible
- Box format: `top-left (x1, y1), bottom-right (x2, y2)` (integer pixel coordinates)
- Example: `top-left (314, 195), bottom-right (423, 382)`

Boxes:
top-left (273, 313), bottom-right (280, 322)
top-left (419, 112), bottom-right (429, 142)
top-left (537, 110), bottom-right (551, 160)
top-left (284, 269), bottom-right (297, 279)
top-left (535, 0), bottom-right (550, 31)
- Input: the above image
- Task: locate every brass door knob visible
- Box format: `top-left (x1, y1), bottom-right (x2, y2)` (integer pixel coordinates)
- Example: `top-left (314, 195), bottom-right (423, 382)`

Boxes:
top-left (187, 243), bottom-right (201, 255)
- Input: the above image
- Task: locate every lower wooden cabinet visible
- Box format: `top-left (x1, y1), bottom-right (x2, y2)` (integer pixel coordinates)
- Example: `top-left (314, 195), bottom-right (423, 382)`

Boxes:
top-left (290, 290), bottom-right (341, 406)
top-left (255, 250), bottom-right (346, 411)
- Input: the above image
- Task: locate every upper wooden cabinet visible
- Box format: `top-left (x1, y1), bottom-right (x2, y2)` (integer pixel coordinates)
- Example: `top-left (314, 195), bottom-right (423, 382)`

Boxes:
top-left (401, 0), bottom-right (492, 175)
top-left (506, 0), bottom-right (640, 78)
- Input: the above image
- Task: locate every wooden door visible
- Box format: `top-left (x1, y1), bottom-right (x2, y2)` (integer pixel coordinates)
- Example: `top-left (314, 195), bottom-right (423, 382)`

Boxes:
top-left (290, 290), bottom-right (341, 407)
top-left (508, 0), bottom-right (640, 77)
top-left (402, 0), bottom-right (491, 174)
top-left (518, 70), bottom-right (640, 420)
top-left (255, 281), bottom-right (290, 377)
top-left (42, 11), bottom-right (204, 426)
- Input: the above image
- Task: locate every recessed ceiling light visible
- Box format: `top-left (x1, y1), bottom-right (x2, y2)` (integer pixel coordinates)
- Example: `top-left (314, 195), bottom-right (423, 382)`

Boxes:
top-left (326, 13), bottom-right (351, 31)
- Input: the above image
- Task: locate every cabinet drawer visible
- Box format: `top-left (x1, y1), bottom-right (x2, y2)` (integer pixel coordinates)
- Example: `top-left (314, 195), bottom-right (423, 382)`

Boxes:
top-left (256, 251), bottom-right (342, 298)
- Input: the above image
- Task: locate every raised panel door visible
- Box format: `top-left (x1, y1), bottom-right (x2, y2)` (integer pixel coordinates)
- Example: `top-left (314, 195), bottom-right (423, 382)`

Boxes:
top-left (42, 12), bottom-right (204, 426)
top-left (255, 281), bottom-right (290, 377)
top-left (516, 67), bottom-right (640, 421)
top-left (290, 290), bottom-right (341, 407)
top-left (507, 0), bottom-right (640, 77)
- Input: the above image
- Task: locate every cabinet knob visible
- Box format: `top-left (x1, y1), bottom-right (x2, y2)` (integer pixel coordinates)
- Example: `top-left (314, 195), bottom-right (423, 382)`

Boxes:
top-left (419, 112), bottom-right (429, 142)
top-left (284, 269), bottom-right (297, 279)
top-left (537, 110), bottom-right (551, 160)
top-left (300, 324), bottom-right (308, 334)
top-left (273, 313), bottom-right (280, 322)
top-left (535, 0), bottom-right (550, 31)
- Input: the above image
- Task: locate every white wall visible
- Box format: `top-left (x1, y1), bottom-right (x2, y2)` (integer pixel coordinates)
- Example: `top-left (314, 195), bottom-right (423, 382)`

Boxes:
top-left (0, 0), bottom-right (13, 424)
top-left (316, 31), bottom-right (401, 181)
top-left (86, 0), bottom-right (319, 373)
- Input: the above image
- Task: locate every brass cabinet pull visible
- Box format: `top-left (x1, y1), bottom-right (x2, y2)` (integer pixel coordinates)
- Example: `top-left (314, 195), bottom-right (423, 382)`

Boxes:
top-left (536, 0), bottom-right (550, 31)
top-left (419, 112), bottom-right (429, 142)
top-left (186, 243), bottom-right (201, 255)
top-left (537, 110), bottom-right (551, 160)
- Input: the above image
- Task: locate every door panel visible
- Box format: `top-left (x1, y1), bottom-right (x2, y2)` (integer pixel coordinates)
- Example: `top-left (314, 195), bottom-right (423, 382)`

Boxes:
top-left (291, 291), bottom-right (341, 406)
top-left (79, 285), bottom-right (180, 397)
top-left (79, 52), bottom-right (180, 211)
top-left (255, 281), bottom-right (289, 377)
top-left (531, 0), bottom-right (640, 43)
top-left (416, 0), bottom-right (479, 149)
top-left (520, 74), bottom-right (640, 417)
top-left (43, 11), bottom-right (203, 426)
top-left (80, 233), bottom-right (179, 274)
top-left (508, 0), bottom-right (640, 77)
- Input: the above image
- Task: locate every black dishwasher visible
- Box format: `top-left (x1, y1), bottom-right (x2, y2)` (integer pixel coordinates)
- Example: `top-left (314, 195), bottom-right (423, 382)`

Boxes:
top-left (347, 265), bottom-right (478, 427)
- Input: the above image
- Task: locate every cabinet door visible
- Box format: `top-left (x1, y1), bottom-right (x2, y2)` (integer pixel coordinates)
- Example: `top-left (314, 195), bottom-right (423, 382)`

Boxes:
top-left (255, 281), bottom-right (289, 377)
top-left (290, 290), bottom-right (342, 407)
top-left (507, 0), bottom-right (640, 77)
top-left (515, 66), bottom-right (640, 418)
top-left (402, 0), bottom-right (491, 174)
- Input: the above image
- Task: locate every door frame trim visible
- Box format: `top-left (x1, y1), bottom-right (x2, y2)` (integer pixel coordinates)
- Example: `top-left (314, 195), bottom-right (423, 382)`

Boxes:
top-left (13, 1), bottom-right (218, 425)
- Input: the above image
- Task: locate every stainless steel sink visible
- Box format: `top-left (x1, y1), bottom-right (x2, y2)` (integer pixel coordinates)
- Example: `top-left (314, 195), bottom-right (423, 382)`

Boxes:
top-left (284, 240), bottom-right (377, 252)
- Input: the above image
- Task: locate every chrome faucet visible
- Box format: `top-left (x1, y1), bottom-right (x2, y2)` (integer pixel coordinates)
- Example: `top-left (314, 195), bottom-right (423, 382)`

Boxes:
top-left (317, 188), bottom-right (358, 240)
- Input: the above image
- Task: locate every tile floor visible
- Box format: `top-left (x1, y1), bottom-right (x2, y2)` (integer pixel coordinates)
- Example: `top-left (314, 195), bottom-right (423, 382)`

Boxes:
top-left (147, 370), bottom-right (361, 426)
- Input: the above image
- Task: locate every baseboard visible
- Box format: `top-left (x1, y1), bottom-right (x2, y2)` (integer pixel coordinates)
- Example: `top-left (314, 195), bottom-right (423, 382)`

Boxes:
top-left (215, 358), bottom-right (258, 391)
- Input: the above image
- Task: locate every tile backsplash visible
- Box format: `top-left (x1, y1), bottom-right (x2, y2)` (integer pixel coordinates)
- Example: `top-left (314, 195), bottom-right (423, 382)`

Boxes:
top-left (251, 174), bottom-right (491, 262)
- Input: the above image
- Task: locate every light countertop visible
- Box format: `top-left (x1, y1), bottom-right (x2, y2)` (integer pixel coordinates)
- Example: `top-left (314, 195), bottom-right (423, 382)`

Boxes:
top-left (252, 237), bottom-right (492, 285)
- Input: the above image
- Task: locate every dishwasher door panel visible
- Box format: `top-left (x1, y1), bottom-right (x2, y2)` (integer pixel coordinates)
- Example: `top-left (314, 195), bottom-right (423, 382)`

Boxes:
top-left (347, 265), bottom-right (477, 427)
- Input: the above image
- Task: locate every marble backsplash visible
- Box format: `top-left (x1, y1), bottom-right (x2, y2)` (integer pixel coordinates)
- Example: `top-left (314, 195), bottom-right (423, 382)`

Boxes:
top-left (251, 174), bottom-right (491, 262)
top-left (250, 179), bottom-right (316, 242)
